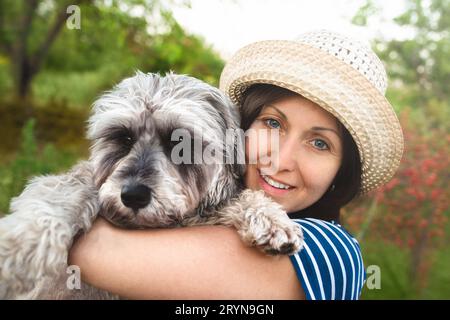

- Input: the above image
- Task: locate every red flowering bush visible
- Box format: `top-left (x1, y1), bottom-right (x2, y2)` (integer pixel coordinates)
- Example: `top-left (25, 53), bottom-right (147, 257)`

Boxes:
top-left (343, 107), bottom-right (449, 295)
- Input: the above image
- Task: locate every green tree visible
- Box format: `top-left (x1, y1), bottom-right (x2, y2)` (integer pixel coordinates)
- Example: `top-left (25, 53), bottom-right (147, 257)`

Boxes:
top-left (144, 10), bottom-right (224, 86)
top-left (0, 0), bottom-right (223, 107)
top-left (0, 0), bottom-right (91, 101)
top-left (352, 0), bottom-right (450, 118)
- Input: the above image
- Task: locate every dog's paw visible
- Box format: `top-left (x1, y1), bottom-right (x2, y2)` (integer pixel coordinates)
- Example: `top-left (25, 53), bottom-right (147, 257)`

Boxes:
top-left (237, 190), bottom-right (304, 255)
top-left (248, 214), bottom-right (303, 256)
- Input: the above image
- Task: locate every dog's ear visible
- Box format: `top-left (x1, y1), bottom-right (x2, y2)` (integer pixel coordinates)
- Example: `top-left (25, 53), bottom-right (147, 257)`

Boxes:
top-left (197, 163), bottom-right (244, 217)
top-left (205, 88), bottom-right (246, 178)
top-left (196, 89), bottom-right (246, 217)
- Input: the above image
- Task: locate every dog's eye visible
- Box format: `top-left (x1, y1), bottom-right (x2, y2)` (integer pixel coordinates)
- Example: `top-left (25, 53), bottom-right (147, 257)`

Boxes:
top-left (169, 137), bottom-right (197, 163)
top-left (105, 126), bottom-right (135, 146)
top-left (110, 130), bottom-right (135, 149)
top-left (121, 135), bottom-right (135, 147)
top-left (124, 135), bottom-right (133, 144)
top-left (169, 136), bottom-right (182, 148)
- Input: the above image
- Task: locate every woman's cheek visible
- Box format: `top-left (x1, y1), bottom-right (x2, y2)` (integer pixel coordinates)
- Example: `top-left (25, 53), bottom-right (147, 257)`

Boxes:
top-left (244, 164), bottom-right (260, 191)
top-left (302, 156), bottom-right (338, 193)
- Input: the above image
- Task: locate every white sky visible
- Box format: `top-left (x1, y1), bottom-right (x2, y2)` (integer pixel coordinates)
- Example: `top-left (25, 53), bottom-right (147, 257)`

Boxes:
top-left (171, 0), bottom-right (410, 59)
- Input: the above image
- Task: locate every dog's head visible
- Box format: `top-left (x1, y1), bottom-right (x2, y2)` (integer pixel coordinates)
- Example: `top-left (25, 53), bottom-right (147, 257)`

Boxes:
top-left (87, 72), bottom-right (244, 228)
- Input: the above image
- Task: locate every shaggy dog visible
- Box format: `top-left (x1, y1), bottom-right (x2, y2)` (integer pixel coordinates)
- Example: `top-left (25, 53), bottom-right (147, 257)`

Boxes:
top-left (0, 72), bottom-right (303, 299)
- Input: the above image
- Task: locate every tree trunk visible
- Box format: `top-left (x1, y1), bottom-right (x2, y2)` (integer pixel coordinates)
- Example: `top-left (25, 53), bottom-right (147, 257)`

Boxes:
top-left (11, 0), bottom-right (87, 113)
top-left (17, 60), bottom-right (33, 98)
top-left (14, 55), bottom-right (36, 117)
top-left (11, 0), bottom-right (39, 116)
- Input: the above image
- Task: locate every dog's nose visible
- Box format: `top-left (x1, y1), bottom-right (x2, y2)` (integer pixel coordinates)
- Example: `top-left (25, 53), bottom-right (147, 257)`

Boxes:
top-left (121, 184), bottom-right (151, 210)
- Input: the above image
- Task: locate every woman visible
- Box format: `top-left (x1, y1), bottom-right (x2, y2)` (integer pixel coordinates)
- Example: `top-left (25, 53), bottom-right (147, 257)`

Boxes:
top-left (69, 30), bottom-right (404, 300)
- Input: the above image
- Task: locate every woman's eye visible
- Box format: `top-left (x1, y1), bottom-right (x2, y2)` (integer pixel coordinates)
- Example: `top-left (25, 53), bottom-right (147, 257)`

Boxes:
top-left (264, 118), bottom-right (281, 129)
top-left (311, 139), bottom-right (329, 150)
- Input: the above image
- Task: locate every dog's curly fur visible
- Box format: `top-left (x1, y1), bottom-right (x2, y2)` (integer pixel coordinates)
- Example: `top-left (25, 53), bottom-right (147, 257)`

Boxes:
top-left (0, 72), bottom-right (303, 299)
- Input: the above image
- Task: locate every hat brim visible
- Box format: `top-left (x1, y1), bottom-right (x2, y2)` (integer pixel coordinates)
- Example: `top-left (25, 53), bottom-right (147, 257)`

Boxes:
top-left (219, 40), bottom-right (404, 194)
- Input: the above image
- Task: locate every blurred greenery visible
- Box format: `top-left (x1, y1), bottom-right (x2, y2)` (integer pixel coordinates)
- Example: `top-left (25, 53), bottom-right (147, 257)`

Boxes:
top-left (360, 240), bottom-right (450, 299)
top-left (0, 0), bottom-right (223, 105)
top-left (350, 0), bottom-right (450, 300)
top-left (0, 0), bottom-right (449, 299)
top-left (353, 0), bottom-right (450, 130)
top-left (0, 119), bottom-right (79, 213)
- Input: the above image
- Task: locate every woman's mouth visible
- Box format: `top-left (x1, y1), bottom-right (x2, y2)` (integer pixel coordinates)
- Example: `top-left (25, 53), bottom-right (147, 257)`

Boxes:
top-left (258, 170), bottom-right (294, 196)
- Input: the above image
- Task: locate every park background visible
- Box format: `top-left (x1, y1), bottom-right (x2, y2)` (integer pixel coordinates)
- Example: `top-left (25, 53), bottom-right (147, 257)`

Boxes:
top-left (0, 0), bottom-right (448, 299)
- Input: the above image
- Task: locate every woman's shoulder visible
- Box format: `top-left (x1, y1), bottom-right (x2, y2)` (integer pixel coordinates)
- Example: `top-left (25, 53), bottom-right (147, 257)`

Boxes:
top-left (289, 218), bottom-right (365, 300)
top-left (293, 218), bottom-right (362, 251)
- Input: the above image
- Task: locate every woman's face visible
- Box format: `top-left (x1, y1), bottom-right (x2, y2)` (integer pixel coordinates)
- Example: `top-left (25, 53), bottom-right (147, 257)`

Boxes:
top-left (245, 95), bottom-right (343, 213)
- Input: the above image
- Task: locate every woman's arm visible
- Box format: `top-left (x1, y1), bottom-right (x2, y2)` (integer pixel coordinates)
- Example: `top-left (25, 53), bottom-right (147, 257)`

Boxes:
top-left (69, 217), bottom-right (305, 299)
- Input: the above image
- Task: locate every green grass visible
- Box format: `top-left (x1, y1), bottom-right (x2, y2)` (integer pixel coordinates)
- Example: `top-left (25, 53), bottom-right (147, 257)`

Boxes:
top-left (360, 240), bottom-right (450, 299)
top-left (425, 246), bottom-right (450, 299)
top-left (360, 241), bottom-right (412, 299)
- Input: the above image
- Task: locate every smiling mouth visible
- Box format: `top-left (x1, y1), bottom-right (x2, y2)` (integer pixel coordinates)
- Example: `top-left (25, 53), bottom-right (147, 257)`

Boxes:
top-left (258, 170), bottom-right (294, 190)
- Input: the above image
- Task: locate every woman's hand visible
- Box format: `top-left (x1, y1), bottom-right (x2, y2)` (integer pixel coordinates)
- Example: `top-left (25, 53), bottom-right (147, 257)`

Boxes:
top-left (69, 217), bottom-right (305, 300)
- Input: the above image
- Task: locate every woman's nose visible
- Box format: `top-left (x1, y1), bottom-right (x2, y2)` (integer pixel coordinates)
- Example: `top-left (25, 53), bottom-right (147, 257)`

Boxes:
top-left (271, 136), bottom-right (298, 172)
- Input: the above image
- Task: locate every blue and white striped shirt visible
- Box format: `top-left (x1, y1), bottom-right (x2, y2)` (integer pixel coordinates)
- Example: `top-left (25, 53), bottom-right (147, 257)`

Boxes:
top-left (289, 218), bottom-right (365, 300)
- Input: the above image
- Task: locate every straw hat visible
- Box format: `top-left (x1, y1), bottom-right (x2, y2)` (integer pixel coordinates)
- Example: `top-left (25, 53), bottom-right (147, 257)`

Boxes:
top-left (219, 30), bottom-right (404, 194)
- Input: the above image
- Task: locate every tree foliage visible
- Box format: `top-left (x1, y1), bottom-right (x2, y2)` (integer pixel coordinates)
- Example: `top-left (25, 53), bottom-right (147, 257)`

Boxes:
top-left (352, 0), bottom-right (449, 120)
top-left (0, 0), bottom-right (224, 105)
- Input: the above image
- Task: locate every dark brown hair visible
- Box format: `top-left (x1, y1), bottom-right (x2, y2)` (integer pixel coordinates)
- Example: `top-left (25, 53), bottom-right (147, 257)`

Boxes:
top-left (240, 84), bottom-right (362, 222)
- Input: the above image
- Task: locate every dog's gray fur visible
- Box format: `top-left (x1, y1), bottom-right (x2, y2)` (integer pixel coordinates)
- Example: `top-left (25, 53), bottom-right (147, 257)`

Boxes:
top-left (0, 72), bottom-right (303, 299)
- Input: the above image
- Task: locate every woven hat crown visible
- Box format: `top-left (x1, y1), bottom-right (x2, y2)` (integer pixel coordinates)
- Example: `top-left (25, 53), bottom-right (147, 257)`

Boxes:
top-left (295, 30), bottom-right (388, 95)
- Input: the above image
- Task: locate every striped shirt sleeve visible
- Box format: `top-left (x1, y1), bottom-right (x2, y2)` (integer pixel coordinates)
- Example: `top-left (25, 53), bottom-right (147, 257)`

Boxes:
top-left (289, 218), bottom-right (366, 300)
